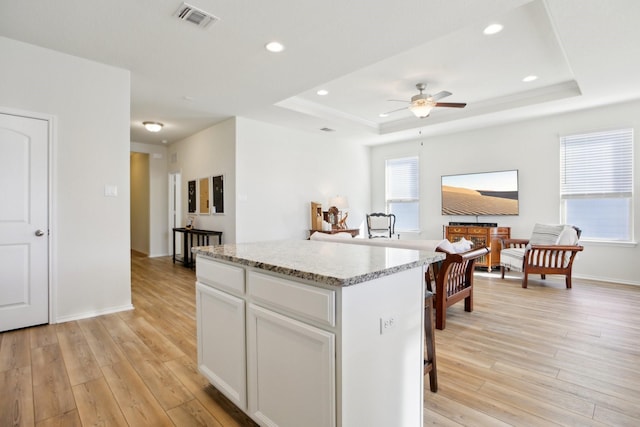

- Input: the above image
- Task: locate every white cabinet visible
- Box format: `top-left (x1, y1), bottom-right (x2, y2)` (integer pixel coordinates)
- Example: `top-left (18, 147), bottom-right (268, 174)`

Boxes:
top-left (196, 254), bottom-right (425, 427)
top-left (196, 257), bottom-right (247, 410)
top-left (196, 273), bottom-right (247, 409)
top-left (247, 304), bottom-right (335, 427)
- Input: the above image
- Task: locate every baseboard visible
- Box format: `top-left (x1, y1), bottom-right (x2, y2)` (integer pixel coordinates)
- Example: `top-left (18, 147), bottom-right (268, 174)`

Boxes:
top-left (572, 274), bottom-right (640, 287)
top-left (53, 303), bottom-right (135, 324)
top-left (148, 252), bottom-right (170, 258)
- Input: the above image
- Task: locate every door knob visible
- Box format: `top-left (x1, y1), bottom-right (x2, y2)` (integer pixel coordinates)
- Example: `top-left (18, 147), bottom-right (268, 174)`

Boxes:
top-left (35, 229), bottom-right (45, 236)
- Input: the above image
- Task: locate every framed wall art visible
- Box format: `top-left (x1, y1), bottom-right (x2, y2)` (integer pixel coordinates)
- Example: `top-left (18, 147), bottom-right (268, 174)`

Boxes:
top-left (187, 180), bottom-right (196, 213)
top-left (199, 177), bottom-right (210, 215)
top-left (212, 174), bottom-right (224, 214)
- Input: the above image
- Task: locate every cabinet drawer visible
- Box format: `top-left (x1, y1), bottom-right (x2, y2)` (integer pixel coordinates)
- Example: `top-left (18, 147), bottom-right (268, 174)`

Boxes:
top-left (468, 227), bottom-right (490, 234)
top-left (197, 256), bottom-right (245, 295)
top-left (448, 227), bottom-right (467, 234)
top-left (248, 271), bottom-right (336, 327)
top-left (497, 227), bottom-right (510, 234)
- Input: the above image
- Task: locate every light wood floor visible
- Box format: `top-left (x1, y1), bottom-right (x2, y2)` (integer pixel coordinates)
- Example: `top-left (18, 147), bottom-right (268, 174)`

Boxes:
top-left (1, 252), bottom-right (639, 426)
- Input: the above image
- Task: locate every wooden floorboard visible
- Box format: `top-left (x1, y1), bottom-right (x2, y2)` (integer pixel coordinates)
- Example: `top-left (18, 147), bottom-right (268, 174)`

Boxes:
top-left (1, 251), bottom-right (639, 426)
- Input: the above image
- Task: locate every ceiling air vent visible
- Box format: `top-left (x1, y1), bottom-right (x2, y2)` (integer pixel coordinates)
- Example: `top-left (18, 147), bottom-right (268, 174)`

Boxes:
top-left (320, 127), bottom-right (336, 132)
top-left (174, 2), bottom-right (219, 28)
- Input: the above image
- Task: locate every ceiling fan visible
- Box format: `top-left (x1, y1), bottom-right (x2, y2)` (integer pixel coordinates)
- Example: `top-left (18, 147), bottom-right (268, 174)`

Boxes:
top-left (384, 83), bottom-right (467, 118)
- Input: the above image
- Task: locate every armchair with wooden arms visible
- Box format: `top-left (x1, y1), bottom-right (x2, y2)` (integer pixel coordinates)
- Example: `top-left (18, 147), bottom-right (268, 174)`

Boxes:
top-left (500, 224), bottom-right (584, 289)
top-left (426, 246), bottom-right (490, 330)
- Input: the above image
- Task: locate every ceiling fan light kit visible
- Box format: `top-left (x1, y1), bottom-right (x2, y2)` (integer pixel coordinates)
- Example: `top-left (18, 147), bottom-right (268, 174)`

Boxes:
top-left (409, 98), bottom-right (435, 118)
top-left (383, 83), bottom-right (467, 119)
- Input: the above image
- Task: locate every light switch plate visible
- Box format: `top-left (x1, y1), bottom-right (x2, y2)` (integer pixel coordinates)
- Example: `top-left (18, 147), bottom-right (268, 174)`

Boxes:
top-left (104, 185), bottom-right (118, 197)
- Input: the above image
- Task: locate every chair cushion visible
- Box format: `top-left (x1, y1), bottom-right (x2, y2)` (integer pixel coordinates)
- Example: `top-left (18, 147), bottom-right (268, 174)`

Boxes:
top-left (369, 216), bottom-right (390, 230)
top-left (557, 226), bottom-right (579, 245)
top-left (310, 232), bottom-right (353, 241)
top-left (500, 247), bottom-right (525, 272)
top-left (451, 237), bottom-right (473, 253)
top-left (436, 239), bottom-right (455, 253)
top-left (529, 223), bottom-right (566, 245)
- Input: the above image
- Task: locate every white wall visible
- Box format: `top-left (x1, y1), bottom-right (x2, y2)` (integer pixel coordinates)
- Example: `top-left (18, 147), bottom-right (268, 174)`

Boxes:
top-left (168, 118), bottom-right (236, 243)
top-left (235, 117), bottom-right (370, 242)
top-left (0, 36), bottom-right (132, 321)
top-left (130, 142), bottom-right (169, 256)
top-left (166, 117), bottom-right (370, 245)
top-left (130, 152), bottom-right (150, 254)
top-left (371, 99), bottom-right (640, 285)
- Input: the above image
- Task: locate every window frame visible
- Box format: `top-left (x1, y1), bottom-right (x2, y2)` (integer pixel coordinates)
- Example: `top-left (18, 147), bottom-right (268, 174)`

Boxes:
top-left (559, 128), bottom-right (634, 243)
top-left (385, 156), bottom-right (420, 232)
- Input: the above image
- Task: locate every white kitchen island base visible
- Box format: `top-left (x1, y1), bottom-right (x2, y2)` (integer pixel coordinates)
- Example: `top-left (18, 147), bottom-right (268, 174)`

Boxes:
top-left (195, 240), bottom-right (444, 427)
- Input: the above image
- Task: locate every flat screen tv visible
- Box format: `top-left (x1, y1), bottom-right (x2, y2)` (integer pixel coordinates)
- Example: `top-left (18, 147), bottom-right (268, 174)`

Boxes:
top-left (441, 170), bottom-right (519, 216)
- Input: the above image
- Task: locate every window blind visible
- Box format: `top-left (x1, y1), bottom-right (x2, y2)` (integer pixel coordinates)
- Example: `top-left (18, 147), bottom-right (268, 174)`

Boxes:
top-left (560, 128), bottom-right (633, 197)
top-left (386, 157), bottom-right (419, 200)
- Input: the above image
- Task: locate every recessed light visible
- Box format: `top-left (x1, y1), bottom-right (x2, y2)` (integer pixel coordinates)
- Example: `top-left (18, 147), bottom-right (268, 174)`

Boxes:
top-left (483, 23), bottom-right (503, 35)
top-left (265, 41), bottom-right (285, 53)
top-left (379, 113), bottom-right (389, 118)
top-left (316, 89), bottom-right (329, 96)
top-left (522, 75), bottom-right (538, 82)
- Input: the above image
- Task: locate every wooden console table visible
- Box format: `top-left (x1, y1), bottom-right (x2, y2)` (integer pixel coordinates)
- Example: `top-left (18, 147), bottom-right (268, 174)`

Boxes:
top-left (444, 225), bottom-right (510, 271)
top-left (173, 228), bottom-right (223, 268)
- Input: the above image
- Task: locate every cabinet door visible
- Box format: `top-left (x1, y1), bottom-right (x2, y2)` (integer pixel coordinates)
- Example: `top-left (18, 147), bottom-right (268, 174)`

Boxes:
top-left (196, 282), bottom-right (246, 409)
top-left (247, 304), bottom-right (335, 427)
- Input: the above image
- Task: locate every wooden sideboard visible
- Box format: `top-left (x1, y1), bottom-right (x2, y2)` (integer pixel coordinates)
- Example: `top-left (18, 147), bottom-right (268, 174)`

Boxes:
top-left (444, 225), bottom-right (510, 271)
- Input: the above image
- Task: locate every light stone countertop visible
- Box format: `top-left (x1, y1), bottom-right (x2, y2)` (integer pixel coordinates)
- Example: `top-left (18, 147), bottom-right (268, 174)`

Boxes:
top-left (192, 240), bottom-right (445, 287)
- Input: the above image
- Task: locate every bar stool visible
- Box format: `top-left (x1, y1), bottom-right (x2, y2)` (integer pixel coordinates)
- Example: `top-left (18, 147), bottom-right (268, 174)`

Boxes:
top-left (424, 291), bottom-right (438, 392)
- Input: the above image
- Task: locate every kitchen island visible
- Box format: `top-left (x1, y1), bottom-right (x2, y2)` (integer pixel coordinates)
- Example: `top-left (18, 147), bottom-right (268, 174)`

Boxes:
top-left (193, 240), bottom-right (444, 427)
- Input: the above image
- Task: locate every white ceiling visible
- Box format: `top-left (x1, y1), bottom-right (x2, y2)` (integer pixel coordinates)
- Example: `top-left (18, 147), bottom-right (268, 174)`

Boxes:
top-left (1, 0), bottom-right (639, 145)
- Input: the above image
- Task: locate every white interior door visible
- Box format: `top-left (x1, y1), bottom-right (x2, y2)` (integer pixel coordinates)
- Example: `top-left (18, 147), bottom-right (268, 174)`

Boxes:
top-left (0, 112), bottom-right (49, 332)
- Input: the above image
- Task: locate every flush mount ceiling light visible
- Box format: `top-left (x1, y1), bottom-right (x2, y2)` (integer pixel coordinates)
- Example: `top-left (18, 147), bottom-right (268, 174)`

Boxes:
top-left (265, 41), bottom-right (285, 53)
top-left (143, 121), bottom-right (163, 132)
top-left (483, 23), bottom-right (503, 35)
top-left (522, 75), bottom-right (538, 82)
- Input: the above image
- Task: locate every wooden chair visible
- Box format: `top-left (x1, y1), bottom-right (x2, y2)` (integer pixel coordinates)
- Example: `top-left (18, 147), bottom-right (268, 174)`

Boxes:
top-left (500, 224), bottom-right (584, 288)
top-left (426, 246), bottom-right (490, 330)
top-left (424, 291), bottom-right (437, 392)
top-left (366, 213), bottom-right (395, 238)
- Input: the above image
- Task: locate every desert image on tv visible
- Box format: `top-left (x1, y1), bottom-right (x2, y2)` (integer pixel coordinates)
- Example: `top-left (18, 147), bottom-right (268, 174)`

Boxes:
top-left (442, 185), bottom-right (519, 215)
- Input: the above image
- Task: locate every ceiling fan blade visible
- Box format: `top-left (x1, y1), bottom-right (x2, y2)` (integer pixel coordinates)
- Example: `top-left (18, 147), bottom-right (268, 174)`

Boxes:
top-left (387, 99), bottom-right (409, 103)
top-left (381, 106), bottom-right (409, 115)
top-left (431, 91), bottom-right (452, 101)
top-left (435, 102), bottom-right (467, 108)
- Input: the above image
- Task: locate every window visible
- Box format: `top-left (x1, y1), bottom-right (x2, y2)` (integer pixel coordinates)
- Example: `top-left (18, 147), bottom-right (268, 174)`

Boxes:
top-left (385, 157), bottom-right (419, 231)
top-left (560, 128), bottom-right (633, 241)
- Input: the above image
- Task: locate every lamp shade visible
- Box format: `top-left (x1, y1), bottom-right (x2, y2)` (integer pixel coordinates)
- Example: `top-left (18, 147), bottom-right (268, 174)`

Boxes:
top-left (329, 195), bottom-right (349, 209)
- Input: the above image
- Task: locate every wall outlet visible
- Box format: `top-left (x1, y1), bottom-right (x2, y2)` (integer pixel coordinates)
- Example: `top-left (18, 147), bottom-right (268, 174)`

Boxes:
top-left (380, 316), bottom-right (397, 334)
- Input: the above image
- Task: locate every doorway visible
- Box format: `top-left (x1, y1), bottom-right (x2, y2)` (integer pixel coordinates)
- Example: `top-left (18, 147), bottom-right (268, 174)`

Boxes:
top-left (130, 152), bottom-right (150, 254)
